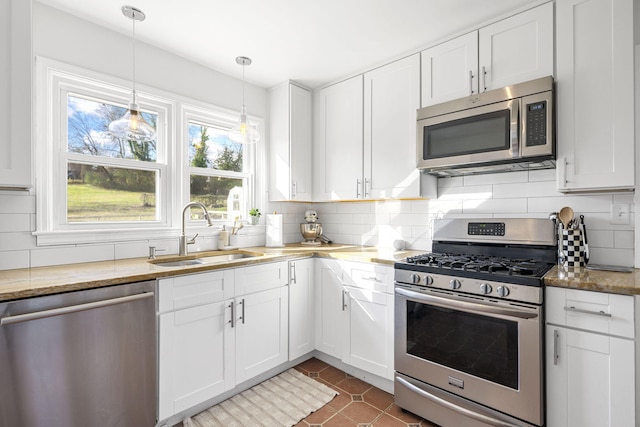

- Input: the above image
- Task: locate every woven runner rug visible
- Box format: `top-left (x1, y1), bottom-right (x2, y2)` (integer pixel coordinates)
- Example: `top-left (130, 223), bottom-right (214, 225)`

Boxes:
top-left (183, 368), bottom-right (338, 427)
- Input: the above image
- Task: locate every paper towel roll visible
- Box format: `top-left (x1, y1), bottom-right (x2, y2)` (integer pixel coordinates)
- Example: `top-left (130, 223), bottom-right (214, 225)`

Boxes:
top-left (265, 214), bottom-right (284, 247)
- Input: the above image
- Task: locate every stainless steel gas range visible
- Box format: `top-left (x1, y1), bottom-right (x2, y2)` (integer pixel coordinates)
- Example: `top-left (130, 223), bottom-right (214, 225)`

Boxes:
top-left (394, 218), bottom-right (556, 427)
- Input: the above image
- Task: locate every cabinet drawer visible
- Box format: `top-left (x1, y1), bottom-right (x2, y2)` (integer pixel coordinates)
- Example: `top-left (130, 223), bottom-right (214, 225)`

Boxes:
top-left (546, 287), bottom-right (635, 338)
top-left (158, 269), bottom-right (234, 313)
top-left (342, 261), bottom-right (393, 294)
top-left (234, 261), bottom-right (288, 296)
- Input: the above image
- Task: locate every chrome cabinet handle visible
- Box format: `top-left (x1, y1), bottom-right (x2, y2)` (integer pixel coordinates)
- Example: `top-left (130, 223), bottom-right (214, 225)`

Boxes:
top-left (559, 157), bottom-right (568, 187)
top-left (1, 292), bottom-right (153, 326)
top-left (290, 262), bottom-right (297, 284)
top-left (364, 178), bottom-right (370, 198)
top-left (292, 181), bottom-right (297, 199)
top-left (553, 329), bottom-right (559, 366)
top-left (564, 306), bottom-right (612, 317)
top-left (361, 276), bottom-right (382, 283)
top-left (239, 298), bottom-right (245, 324)
top-left (469, 70), bottom-right (474, 94)
top-left (356, 179), bottom-right (362, 198)
top-left (342, 289), bottom-right (348, 311)
top-left (481, 65), bottom-right (487, 92)
top-left (229, 301), bottom-right (235, 328)
top-left (395, 376), bottom-right (520, 427)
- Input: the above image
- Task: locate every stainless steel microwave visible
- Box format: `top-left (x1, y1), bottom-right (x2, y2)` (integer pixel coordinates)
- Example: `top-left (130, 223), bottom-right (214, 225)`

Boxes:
top-left (417, 76), bottom-right (555, 176)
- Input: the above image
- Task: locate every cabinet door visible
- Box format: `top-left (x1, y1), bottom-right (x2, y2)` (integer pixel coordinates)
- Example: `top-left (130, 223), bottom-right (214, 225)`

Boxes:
top-left (556, 0), bottom-right (634, 191)
top-left (421, 31), bottom-right (478, 106)
top-left (268, 82), bottom-right (312, 202)
top-left (343, 286), bottom-right (394, 380)
top-left (364, 55), bottom-right (421, 199)
top-left (158, 300), bottom-right (235, 420)
top-left (479, 2), bottom-right (553, 91)
top-left (313, 76), bottom-right (364, 200)
top-left (235, 287), bottom-right (288, 383)
top-left (0, 0), bottom-right (32, 189)
top-left (546, 326), bottom-right (635, 427)
top-left (289, 84), bottom-right (312, 201)
top-left (314, 259), bottom-right (344, 358)
top-left (288, 259), bottom-right (315, 360)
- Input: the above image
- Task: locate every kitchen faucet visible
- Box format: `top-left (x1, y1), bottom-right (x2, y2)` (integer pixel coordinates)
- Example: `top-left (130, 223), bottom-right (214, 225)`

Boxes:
top-left (180, 202), bottom-right (214, 256)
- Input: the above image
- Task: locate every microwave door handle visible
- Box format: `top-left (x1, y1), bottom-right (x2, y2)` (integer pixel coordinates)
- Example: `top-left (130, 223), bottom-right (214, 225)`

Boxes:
top-left (510, 100), bottom-right (520, 158)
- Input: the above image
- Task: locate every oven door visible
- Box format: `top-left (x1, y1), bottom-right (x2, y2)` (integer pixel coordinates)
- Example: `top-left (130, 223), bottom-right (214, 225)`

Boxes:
top-left (417, 99), bottom-right (519, 170)
top-left (394, 285), bottom-right (543, 427)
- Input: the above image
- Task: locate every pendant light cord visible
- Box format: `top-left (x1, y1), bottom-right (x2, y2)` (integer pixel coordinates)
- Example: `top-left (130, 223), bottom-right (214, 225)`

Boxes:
top-left (132, 15), bottom-right (137, 101)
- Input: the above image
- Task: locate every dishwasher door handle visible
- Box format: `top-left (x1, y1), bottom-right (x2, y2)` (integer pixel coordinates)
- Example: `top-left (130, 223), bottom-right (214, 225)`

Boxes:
top-left (1, 292), bottom-right (154, 326)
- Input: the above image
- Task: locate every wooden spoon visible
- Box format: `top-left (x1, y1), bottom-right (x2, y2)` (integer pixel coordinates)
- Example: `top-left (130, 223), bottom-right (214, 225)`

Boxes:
top-left (558, 206), bottom-right (574, 229)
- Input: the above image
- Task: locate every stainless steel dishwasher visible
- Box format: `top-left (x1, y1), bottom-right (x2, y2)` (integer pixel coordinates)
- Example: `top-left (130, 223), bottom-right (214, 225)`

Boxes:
top-left (0, 280), bottom-right (156, 427)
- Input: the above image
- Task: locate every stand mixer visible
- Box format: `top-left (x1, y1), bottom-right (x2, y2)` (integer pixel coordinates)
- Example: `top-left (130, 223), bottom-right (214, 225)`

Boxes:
top-left (300, 210), bottom-right (322, 245)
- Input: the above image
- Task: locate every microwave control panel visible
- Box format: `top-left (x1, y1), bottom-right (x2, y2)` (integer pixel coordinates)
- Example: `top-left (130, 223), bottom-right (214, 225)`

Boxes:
top-left (525, 101), bottom-right (547, 146)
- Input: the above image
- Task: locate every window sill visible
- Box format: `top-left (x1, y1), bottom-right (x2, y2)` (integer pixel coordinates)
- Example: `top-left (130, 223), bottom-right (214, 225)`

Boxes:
top-left (33, 227), bottom-right (203, 247)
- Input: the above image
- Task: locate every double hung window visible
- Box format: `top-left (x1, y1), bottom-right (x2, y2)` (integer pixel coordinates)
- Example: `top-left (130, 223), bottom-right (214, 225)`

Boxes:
top-left (35, 58), bottom-right (259, 245)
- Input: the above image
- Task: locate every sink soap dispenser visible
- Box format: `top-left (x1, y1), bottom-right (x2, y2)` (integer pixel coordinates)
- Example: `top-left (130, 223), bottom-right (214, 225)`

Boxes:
top-left (218, 225), bottom-right (229, 249)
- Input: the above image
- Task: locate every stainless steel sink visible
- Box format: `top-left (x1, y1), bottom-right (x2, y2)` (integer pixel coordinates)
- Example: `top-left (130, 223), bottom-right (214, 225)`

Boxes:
top-left (153, 259), bottom-right (204, 267)
top-left (197, 253), bottom-right (254, 263)
top-left (151, 252), bottom-right (256, 267)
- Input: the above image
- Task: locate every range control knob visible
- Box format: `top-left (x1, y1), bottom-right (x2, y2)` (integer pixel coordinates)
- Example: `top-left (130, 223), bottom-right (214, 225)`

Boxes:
top-left (411, 273), bottom-right (421, 284)
top-left (449, 279), bottom-right (462, 290)
top-left (496, 286), bottom-right (510, 297)
top-left (424, 275), bottom-right (434, 286)
top-left (479, 283), bottom-right (492, 294)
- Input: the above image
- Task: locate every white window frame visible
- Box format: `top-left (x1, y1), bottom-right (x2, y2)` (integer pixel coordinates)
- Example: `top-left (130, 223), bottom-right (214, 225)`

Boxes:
top-left (34, 57), bottom-right (263, 247)
top-left (180, 104), bottom-right (256, 225)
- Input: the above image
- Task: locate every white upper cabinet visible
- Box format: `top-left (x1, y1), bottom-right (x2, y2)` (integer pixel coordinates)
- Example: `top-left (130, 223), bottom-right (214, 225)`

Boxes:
top-left (478, 2), bottom-right (554, 91)
top-left (268, 82), bottom-right (312, 201)
top-left (421, 2), bottom-right (553, 106)
top-left (421, 32), bottom-right (479, 106)
top-left (314, 57), bottom-right (434, 201)
top-left (364, 54), bottom-right (422, 199)
top-left (556, 0), bottom-right (635, 192)
top-left (313, 75), bottom-right (364, 201)
top-left (0, 0), bottom-right (32, 190)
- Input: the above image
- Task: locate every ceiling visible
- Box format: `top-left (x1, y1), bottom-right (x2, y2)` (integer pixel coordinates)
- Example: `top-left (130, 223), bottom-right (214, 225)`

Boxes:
top-left (36, 0), bottom-right (537, 89)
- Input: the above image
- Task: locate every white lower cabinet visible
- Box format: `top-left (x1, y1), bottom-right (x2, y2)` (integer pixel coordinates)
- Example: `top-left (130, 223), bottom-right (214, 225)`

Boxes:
top-left (158, 262), bottom-right (288, 422)
top-left (315, 259), bottom-right (394, 380)
top-left (288, 258), bottom-right (315, 360)
top-left (235, 286), bottom-right (289, 384)
top-left (314, 258), bottom-right (344, 359)
top-left (342, 286), bottom-right (394, 380)
top-left (545, 287), bottom-right (635, 427)
top-left (158, 299), bottom-right (235, 421)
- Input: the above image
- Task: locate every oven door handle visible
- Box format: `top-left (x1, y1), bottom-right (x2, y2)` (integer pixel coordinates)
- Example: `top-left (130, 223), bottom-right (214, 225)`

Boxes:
top-left (395, 287), bottom-right (538, 320)
top-left (396, 376), bottom-right (521, 427)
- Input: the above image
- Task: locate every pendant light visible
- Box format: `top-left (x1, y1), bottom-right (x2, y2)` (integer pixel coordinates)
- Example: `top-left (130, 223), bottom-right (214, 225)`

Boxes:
top-left (228, 56), bottom-right (260, 144)
top-left (108, 6), bottom-right (156, 142)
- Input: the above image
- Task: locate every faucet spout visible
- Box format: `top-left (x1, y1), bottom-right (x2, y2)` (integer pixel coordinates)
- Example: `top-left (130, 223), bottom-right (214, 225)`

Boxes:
top-left (179, 202), bottom-right (214, 256)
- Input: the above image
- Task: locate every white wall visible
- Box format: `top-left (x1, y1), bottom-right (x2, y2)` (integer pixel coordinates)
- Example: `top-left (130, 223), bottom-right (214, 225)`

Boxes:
top-left (272, 168), bottom-right (635, 267)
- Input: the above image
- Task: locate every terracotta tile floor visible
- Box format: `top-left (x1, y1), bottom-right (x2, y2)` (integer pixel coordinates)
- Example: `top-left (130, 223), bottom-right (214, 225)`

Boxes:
top-left (293, 358), bottom-right (438, 427)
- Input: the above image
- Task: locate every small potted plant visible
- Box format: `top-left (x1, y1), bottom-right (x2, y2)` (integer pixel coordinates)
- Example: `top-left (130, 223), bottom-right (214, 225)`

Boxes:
top-left (249, 208), bottom-right (261, 225)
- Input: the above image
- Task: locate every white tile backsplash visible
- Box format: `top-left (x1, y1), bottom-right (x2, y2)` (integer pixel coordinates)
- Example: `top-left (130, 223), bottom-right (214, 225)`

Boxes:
top-left (0, 169), bottom-right (635, 270)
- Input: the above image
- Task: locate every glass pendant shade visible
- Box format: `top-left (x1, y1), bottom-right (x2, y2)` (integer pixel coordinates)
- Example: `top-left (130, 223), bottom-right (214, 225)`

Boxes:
top-left (229, 56), bottom-right (259, 144)
top-left (229, 106), bottom-right (260, 144)
top-left (108, 93), bottom-right (155, 142)
top-left (109, 6), bottom-right (155, 142)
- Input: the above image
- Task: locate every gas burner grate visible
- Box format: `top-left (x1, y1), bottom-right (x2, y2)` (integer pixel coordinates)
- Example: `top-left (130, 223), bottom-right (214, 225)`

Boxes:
top-left (404, 253), bottom-right (552, 278)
